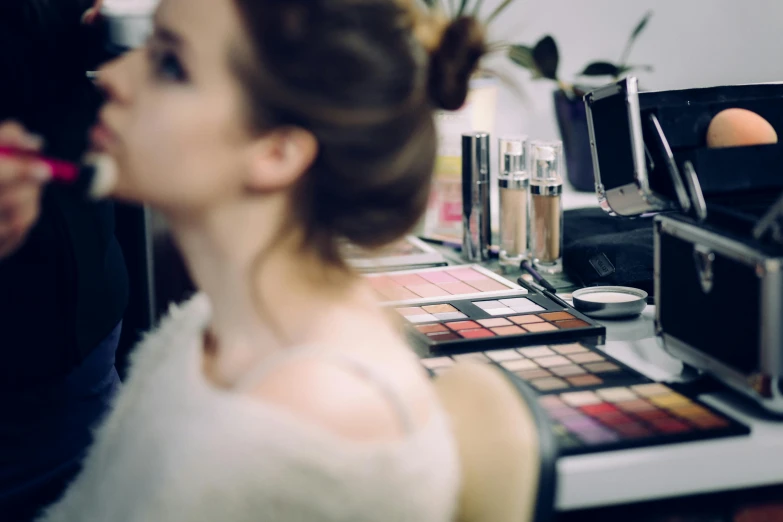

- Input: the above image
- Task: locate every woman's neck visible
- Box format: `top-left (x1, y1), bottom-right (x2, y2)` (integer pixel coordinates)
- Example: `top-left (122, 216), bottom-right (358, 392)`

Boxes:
top-left (166, 201), bottom-right (364, 385)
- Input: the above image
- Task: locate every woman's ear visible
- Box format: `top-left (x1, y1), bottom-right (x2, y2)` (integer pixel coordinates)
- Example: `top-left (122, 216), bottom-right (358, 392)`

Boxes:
top-left (245, 127), bottom-right (318, 193)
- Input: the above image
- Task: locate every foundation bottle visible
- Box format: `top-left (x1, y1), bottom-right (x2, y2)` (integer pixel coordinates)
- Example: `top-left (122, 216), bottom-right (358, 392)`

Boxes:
top-left (498, 136), bottom-right (529, 268)
top-left (530, 140), bottom-right (564, 274)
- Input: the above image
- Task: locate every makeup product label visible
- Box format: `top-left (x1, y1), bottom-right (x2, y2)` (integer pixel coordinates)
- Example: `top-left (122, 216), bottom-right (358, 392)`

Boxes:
top-left (589, 253), bottom-right (616, 278)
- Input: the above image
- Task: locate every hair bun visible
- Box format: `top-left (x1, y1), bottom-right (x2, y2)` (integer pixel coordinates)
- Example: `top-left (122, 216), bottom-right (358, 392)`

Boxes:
top-left (427, 16), bottom-right (486, 111)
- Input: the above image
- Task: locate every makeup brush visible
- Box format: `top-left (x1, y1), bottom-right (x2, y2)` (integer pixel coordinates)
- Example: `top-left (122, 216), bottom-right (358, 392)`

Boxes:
top-left (0, 147), bottom-right (117, 199)
top-left (520, 259), bottom-right (558, 293)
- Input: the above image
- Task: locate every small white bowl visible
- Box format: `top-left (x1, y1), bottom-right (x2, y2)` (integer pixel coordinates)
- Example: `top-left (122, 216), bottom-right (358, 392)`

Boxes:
top-left (572, 286), bottom-right (648, 319)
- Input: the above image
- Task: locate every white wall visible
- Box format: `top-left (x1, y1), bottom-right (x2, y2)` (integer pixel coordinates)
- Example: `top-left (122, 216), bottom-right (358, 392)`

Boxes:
top-left (479, 0), bottom-right (783, 141)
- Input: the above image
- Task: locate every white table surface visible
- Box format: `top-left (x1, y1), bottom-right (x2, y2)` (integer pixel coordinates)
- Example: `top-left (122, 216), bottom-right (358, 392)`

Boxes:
top-left (557, 306), bottom-right (783, 511)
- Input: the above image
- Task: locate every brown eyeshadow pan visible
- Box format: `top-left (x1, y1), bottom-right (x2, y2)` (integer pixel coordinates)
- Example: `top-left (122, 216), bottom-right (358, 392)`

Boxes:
top-left (566, 374), bottom-right (603, 387)
top-left (556, 319), bottom-right (591, 329)
top-left (416, 324), bottom-right (448, 334)
top-left (540, 312), bottom-right (574, 322)
top-left (446, 320), bottom-right (481, 331)
top-left (478, 318), bottom-right (513, 328)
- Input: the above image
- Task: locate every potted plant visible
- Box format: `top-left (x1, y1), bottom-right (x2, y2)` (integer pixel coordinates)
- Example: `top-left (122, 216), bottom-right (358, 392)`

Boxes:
top-left (507, 12), bottom-right (654, 191)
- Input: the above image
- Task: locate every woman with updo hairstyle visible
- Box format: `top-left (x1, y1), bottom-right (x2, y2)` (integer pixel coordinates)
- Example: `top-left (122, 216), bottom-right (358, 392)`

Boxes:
top-left (38, 0), bottom-right (487, 520)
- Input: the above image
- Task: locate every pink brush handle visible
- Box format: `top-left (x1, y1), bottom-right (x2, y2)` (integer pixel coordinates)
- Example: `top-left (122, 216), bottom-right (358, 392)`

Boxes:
top-left (0, 146), bottom-right (79, 182)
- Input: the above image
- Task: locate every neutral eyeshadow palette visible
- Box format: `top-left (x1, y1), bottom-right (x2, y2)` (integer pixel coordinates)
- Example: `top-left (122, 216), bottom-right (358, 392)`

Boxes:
top-left (367, 265), bottom-right (524, 306)
top-left (394, 294), bottom-right (606, 352)
top-left (422, 344), bottom-right (750, 456)
top-left (421, 343), bottom-right (643, 392)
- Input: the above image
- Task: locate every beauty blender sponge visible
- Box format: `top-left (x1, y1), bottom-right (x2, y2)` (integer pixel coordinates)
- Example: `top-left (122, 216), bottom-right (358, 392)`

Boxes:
top-left (706, 108), bottom-right (778, 148)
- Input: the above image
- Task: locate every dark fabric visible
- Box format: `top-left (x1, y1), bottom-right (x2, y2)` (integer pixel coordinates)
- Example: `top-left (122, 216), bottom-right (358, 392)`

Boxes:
top-left (562, 208), bottom-right (655, 295)
top-left (0, 2), bottom-right (129, 518)
top-left (0, 0), bottom-right (129, 385)
top-left (0, 322), bottom-right (122, 522)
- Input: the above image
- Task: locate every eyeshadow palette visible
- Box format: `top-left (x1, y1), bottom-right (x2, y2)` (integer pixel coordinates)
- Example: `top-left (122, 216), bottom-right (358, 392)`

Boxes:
top-left (421, 343), bottom-right (643, 392)
top-left (344, 236), bottom-right (447, 272)
top-left (367, 265), bottom-right (524, 305)
top-left (539, 384), bottom-right (750, 456)
top-left (422, 344), bottom-right (750, 456)
top-left (395, 295), bottom-right (605, 351)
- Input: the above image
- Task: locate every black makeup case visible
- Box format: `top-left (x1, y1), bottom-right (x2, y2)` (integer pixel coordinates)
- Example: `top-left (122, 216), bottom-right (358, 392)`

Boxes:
top-left (655, 209), bottom-right (783, 414)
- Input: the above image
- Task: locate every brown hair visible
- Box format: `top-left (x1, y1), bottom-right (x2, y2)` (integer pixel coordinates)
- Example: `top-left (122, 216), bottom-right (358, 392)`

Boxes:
top-left (231, 0), bottom-right (486, 266)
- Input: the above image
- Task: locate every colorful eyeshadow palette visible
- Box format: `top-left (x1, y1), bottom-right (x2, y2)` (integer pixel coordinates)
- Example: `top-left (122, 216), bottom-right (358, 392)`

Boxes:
top-left (422, 344), bottom-right (750, 456)
top-left (367, 265), bottom-right (524, 306)
top-left (539, 384), bottom-right (749, 456)
top-left (421, 343), bottom-right (643, 392)
top-left (395, 295), bottom-right (606, 351)
top-left (344, 236), bottom-right (447, 272)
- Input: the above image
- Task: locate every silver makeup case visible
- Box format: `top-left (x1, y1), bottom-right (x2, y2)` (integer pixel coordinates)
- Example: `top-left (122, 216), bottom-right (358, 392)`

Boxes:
top-left (655, 213), bottom-right (783, 414)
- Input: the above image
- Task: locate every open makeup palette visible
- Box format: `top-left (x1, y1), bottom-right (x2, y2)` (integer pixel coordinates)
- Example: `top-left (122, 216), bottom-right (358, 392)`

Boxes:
top-left (423, 344), bottom-right (749, 456)
top-left (393, 294), bottom-right (605, 352)
top-left (367, 265), bottom-right (524, 306)
top-left (343, 236), bottom-right (447, 273)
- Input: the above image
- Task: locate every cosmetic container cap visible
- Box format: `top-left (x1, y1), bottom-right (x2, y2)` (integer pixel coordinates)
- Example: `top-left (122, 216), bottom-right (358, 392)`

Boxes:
top-left (531, 140), bottom-right (564, 187)
top-left (462, 133), bottom-right (491, 185)
top-left (499, 136), bottom-right (529, 188)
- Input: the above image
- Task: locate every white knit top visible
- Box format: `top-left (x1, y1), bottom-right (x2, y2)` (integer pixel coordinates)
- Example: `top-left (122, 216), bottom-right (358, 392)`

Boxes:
top-left (38, 295), bottom-right (460, 522)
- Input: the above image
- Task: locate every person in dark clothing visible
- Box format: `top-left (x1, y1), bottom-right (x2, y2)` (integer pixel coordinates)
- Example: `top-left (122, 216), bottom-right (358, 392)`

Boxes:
top-left (0, 1), bottom-right (129, 520)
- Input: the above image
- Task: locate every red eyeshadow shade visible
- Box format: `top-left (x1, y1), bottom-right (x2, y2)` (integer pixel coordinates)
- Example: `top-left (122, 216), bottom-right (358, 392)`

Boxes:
top-left (426, 332), bottom-right (461, 341)
top-left (580, 403), bottom-right (618, 416)
top-left (459, 329), bottom-right (495, 339)
top-left (446, 321), bottom-right (481, 331)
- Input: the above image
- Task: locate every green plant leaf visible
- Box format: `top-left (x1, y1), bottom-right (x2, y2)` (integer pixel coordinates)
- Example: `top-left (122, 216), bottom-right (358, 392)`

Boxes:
top-left (533, 35), bottom-right (559, 81)
top-left (631, 11), bottom-right (653, 40)
top-left (618, 64), bottom-right (655, 75)
top-left (508, 45), bottom-right (539, 72)
top-left (486, 0), bottom-right (517, 25)
top-left (619, 11), bottom-right (653, 66)
top-left (580, 61), bottom-right (621, 77)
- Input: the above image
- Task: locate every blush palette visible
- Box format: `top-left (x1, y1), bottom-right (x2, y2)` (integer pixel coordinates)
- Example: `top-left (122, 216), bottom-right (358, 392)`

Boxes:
top-left (367, 265), bottom-right (524, 306)
top-left (344, 236), bottom-right (448, 272)
top-left (395, 295), bottom-right (605, 351)
top-left (422, 344), bottom-right (750, 455)
top-left (539, 384), bottom-right (749, 455)
top-left (421, 343), bottom-right (643, 392)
